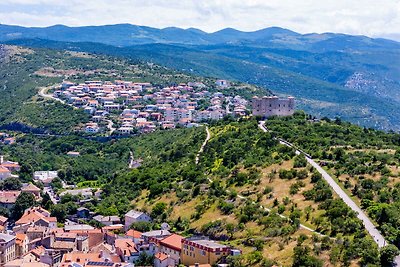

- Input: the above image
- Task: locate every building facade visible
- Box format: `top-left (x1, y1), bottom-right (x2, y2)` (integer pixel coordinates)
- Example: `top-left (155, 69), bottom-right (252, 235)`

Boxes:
top-left (252, 96), bottom-right (295, 117)
top-left (0, 233), bottom-right (16, 265)
top-left (181, 238), bottom-right (230, 266)
top-left (124, 210), bottom-right (151, 230)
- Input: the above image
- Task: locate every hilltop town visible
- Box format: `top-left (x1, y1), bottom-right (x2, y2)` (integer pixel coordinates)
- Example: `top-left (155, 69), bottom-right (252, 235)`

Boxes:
top-left (52, 80), bottom-right (249, 135)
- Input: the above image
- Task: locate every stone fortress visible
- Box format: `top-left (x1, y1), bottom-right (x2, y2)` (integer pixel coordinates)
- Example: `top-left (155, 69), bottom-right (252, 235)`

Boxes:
top-left (252, 96), bottom-right (295, 117)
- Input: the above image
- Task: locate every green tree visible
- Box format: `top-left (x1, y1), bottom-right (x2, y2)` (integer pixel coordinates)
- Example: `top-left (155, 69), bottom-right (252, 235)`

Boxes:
top-left (41, 192), bottom-right (53, 210)
top-left (151, 202), bottom-right (167, 218)
top-left (136, 253), bottom-right (154, 266)
top-left (293, 155), bottom-right (307, 168)
top-left (0, 206), bottom-right (9, 218)
top-left (380, 245), bottom-right (399, 266)
top-left (11, 192), bottom-right (36, 220)
top-left (292, 245), bottom-right (323, 267)
top-left (51, 177), bottom-right (63, 191)
top-left (0, 177), bottom-right (22, 190)
top-left (51, 204), bottom-right (67, 222)
top-left (129, 221), bottom-right (154, 232)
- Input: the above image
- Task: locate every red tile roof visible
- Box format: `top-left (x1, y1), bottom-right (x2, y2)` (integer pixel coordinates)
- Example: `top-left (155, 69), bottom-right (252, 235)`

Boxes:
top-left (154, 252), bottom-right (169, 261)
top-left (159, 233), bottom-right (183, 251)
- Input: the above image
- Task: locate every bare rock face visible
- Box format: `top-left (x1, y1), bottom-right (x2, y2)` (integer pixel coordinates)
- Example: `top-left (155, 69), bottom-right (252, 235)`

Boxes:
top-left (0, 45), bottom-right (34, 64)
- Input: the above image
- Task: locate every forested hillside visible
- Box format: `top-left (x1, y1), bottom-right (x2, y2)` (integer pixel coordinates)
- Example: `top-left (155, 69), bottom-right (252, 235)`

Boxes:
top-left (4, 116), bottom-right (400, 265)
top-left (0, 44), bottom-right (266, 133)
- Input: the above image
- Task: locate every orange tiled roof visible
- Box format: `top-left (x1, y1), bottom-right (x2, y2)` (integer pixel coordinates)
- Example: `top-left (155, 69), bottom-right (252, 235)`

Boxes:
top-left (155, 252), bottom-right (169, 261)
top-left (29, 245), bottom-right (46, 257)
top-left (16, 207), bottom-right (55, 225)
top-left (16, 212), bottom-right (42, 224)
top-left (159, 233), bottom-right (183, 251)
top-left (115, 238), bottom-right (138, 256)
top-left (0, 215), bottom-right (9, 223)
top-left (126, 229), bottom-right (142, 239)
top-left (0, 190), bottom-right (20, 203)
top-left (0, 167), bottom-right (11, 173)
top-left (22, 183), bottom-right (41, 192)
top-left (16, 233), bottom-right (27, 245)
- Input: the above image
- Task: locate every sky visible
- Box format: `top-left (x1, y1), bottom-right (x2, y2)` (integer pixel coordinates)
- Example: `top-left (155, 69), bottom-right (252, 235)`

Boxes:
top-left (1, 0), bottom-right (400, 41)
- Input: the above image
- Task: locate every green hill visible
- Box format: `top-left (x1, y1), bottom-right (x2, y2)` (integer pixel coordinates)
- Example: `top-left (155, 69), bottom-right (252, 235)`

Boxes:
top-left (6, 38), bottom-right (400, 131)
top-left (4, 116), bottom-right (400, 266)
top-left (0, 44), bottom-right (267, 133)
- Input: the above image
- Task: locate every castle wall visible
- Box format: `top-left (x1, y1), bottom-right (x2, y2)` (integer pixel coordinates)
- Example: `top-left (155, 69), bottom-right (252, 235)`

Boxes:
top-left (252, 96), bottom-right (295, 117)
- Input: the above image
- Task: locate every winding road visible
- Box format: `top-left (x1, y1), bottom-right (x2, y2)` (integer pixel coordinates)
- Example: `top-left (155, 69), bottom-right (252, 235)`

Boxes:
top-left (38, 85), bottom-right (116, 136)
top-left (38, 85), bottom-right (65, 104)
top-left (258, 120), bottom-right (400, 264)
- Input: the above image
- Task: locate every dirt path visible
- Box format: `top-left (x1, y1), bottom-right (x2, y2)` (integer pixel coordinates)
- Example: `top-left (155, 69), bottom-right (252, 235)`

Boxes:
top-left (195, 126), bottom-right (211, 165)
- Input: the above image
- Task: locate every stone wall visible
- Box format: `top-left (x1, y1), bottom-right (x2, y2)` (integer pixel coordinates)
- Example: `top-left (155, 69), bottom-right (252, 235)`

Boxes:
top-left (252, 96), bottom-right (295, 117)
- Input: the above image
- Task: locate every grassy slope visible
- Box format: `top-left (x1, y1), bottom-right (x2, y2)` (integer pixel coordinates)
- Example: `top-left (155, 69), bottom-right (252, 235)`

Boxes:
top-left (2, 115), bottom-right (387, 265)
top-left (266, 112), bottom-right (400, 245)
top-left (114, 118), bottom-right (377, 266)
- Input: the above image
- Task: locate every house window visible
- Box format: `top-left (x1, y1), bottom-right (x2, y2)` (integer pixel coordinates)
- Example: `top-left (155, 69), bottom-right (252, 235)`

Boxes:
top-left (201, 250), bottom-right (206, 256)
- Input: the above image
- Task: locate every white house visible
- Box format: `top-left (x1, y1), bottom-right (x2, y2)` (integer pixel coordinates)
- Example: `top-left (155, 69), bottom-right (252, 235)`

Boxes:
top-left (92, 215), bottom-right (121, 226)
top-left (0, 167), bottom-right (11, 181)
top-left (124, 210), bottom-right (151, 230)
top-left (33, 171), bottom-right (58, 186)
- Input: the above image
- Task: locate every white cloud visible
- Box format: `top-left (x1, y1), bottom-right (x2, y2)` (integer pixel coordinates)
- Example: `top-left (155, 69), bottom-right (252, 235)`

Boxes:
top-left (0, 0), bottom-right (399, 40)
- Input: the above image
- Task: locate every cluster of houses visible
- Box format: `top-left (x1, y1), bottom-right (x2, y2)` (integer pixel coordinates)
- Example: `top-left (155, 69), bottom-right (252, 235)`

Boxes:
top-left (0, 133), bottom-right (16, 146)
top-left (0, 206), bottom-right (240, 267)
top-left (55, 80), bottom-right (249, 135)
top-left (0, 156), bottom-right (20, 181)
top-left (0, 155), bottom-right (240, 267)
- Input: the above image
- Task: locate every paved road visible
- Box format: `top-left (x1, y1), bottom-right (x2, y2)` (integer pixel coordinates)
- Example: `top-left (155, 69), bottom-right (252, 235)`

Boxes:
top-left (306, 159), bottom-right (386, 247)
top-left (195, 126), bottom-right (211, 165)
top-left (258, 121), bottom-right (400, 264)
top-left (38, 85), bottom-right (78, 110)
top-left (39, 85), bottom-right (116, 137)
top-left (43, 186), bottom-right (59, 204)
top-left (38, 85), bottom-right (65, 104)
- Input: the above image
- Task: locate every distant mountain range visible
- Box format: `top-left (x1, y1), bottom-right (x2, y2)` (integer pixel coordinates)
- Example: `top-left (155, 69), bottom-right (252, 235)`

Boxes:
top-left (1, 24), bottom-right (400, 130)
top-left (2, 23), bottom-right (399, 48)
